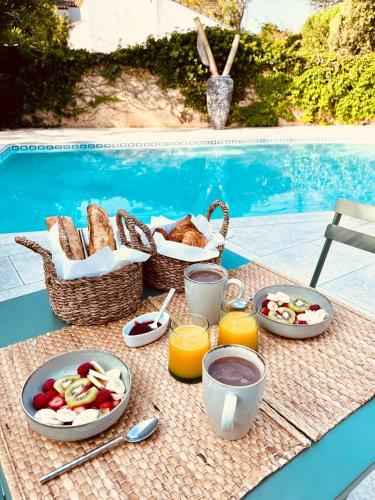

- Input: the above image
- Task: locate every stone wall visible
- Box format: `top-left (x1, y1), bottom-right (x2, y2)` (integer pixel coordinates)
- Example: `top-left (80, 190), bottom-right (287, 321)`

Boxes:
top-left (39, 69), bottom-right (208, 128)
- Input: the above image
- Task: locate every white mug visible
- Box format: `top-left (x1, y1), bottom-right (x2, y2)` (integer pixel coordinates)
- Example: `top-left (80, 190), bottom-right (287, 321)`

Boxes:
top-left (184, 263), bottom-right (245, 325)
top-left (202, 345), bottom-right (266, 440)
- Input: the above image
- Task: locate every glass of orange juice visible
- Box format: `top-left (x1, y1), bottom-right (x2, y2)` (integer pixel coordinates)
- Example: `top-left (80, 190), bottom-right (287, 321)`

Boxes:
top-left (169, 313), bottom-right (210, 383)
top-left (218, 299), bottom-right (258, 351)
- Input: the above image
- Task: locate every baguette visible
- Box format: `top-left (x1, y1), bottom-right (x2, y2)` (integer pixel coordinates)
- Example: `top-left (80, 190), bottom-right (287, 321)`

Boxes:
top-left (45, 216), bottom-right (58, 231)
top-left (87, 204), bottom-right (117, 255)
top-left (46, 216), bottom-right (85, 260)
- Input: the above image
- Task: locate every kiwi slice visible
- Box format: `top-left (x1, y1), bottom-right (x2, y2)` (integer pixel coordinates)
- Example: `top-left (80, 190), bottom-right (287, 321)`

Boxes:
top-left (277, 307), bottom-right (296, 324)
top-left (65, 378), bottom-right (99, 408)
top-left (288, 297), bottom-right (310, 313)
top-left (54, 375), bottom-right (80, 395)
top-left (268, 311), bottom-right (290, 324)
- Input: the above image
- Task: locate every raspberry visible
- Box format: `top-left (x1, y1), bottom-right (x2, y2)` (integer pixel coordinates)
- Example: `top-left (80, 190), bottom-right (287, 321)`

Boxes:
top-left (260, 307), bottom-right (269, 316)
top-left (32, 393), bottom-right (50, 410)
top-left (44, 389), bottom-right (59, 401)
top-left (77, 362), bottom-right (94, 377)
top-left (95, 389), bottom-right (112, 407)
top-left (296, 320), bottom-right (307, 325)
top-left (41, 378), bottom-right (55, 393)
top-left (262, 299), bottom-right (270, 308)
top-left (310, 304), bottom-right (321, 311)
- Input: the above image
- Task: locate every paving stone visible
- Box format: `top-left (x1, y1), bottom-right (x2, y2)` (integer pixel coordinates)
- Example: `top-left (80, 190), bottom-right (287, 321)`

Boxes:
top-left (9, 252), bottom-right (44, 284)
top-left (0, 257), bottom-right (22, 291)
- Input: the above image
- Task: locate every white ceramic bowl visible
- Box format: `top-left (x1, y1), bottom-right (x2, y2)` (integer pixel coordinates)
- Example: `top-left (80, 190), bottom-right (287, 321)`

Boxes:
top-left (253, 284), bottom-right (333, 339)
top-left (21, 349), bottom-right (131, 441)
top-left (123, 311), bottom-right (169, 348)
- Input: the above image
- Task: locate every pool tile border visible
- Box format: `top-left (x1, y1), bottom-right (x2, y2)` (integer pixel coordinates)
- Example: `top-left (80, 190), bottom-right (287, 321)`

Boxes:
top-left (1, 134), bottom-right (372, 159)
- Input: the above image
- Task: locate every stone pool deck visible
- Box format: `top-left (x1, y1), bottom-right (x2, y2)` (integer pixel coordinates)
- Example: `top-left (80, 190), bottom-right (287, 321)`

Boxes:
top-left (1, 212), bottom-right (374, 317)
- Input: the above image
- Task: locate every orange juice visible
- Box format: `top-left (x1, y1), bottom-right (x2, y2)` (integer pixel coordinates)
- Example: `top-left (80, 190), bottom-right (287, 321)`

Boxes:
top-left (218, 311), bottom-right (258, 351)
top-left (169, 325), bottom-right (210, 382)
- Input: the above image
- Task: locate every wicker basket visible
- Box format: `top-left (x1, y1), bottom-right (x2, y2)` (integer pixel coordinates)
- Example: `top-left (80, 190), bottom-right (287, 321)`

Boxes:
top-left (117, 200), bottom-right (229, 292)
top-left (15, 213), bottom-right (147, 326)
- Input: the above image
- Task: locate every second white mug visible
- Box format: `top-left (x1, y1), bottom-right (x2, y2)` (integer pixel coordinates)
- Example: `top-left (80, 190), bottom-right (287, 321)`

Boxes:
top-left (184, 263), bottom-right (245, 324)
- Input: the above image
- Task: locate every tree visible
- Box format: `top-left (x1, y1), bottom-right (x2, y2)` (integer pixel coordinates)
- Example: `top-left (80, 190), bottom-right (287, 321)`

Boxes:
top-left (309, 0), bottom-right (342, 9)
top-left (328, 0), bottom-right (375, 55)
top-left (182, 0), bottom-right (247, 32)
top-left (0, 0), bottom-right (69, 50)
top-left (301, 4), bottom-right (341, 54)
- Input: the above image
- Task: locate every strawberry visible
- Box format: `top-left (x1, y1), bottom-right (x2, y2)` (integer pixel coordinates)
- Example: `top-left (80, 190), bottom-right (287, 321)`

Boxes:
top-left (99, 401), bottom-right (113, 410)
top-left (77, 362), bottom-right (94, 377)
top-left (44, 389), bottom-right (59, 401)
top-left (262, 299), bottom-right (270, 308)
top-left (48, 395), bottom-right (65, 410)
top-left (295, 320), bottom-right (307, 325)
top-left (113, 400), bottom-right (120, 408)
top-left (32, 393), bottom-right (50, 410)
top-left (260, 307), bottom-right (269, 316)
top-left (310, 304), bottom-right (321, 311)
top-left (94, 389), bottom-right (112, 406)
top-left (41, 378), bottom-right (56, 393)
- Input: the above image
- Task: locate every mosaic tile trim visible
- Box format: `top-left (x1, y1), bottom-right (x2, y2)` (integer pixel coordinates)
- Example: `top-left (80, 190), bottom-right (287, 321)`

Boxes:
top-left (1, 134), bottom-right (373, 159)
top-left (0, 146), bottom-right (12, 162)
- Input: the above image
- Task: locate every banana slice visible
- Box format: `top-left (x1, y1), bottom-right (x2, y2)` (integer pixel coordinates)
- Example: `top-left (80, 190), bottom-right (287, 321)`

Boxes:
top-left (39, 417), bottom-right (61, 426)
top-left (267, 301), bottom-right (279, 312)
top-left (56, 408), bottom-right (77, 423)
top-left (106, 377), bottom-right (125, 394)
top-left (88, 369), bottom-right (110, 381)
top-left (90, 361), bottom-right (106, 374)
top-left (35, 409), bottom-right (57, 421)
top-left (276, 291), bottom-right (290, 304)
top-left (87, 374), bottom-right (105, 389)
top-left (72, 409), bottom-right (99, 426)
top-left (111, 392), bottom-right (126, 401)
top-left (267, 293), bottom-right (279, 302)
top-left (106, 368), bottom-right (121, 380)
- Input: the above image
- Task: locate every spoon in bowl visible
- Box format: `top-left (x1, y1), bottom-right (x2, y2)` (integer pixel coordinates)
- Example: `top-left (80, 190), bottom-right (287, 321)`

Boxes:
top-left (40, 417), bottom-right (159, 484)
top-left (149, 288), bottom-right (175, 330)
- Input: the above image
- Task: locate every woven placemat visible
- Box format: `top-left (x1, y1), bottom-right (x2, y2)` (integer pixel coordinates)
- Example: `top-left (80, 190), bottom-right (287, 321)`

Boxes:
top-left (0, 300), bottom-right (310, 500)
top-left (149, 262), bottom-right (375, 441)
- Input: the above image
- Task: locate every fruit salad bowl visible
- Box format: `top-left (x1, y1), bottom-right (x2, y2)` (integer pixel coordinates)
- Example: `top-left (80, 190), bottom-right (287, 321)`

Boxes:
top-left (253, 284), bottom-right (333, 340)
top-left (21, 349), bottom-right (131, 441)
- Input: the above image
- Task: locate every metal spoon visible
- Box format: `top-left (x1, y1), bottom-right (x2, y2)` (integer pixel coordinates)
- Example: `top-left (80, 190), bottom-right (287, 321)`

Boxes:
top-left (40, 417), bottom-right (159, 484)
top-left (149, 288), bottom-right (175, 329)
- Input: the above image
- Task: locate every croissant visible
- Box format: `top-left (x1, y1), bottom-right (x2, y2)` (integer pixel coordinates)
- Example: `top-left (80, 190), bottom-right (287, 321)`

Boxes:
top-left (168, 215), bottom-right (197, 243)
top-left (181, 230), bottom-right (208, 248)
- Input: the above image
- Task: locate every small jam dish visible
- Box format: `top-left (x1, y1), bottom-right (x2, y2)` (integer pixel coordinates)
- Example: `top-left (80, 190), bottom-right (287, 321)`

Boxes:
top-left (123, 311), bottom-right (170, 348)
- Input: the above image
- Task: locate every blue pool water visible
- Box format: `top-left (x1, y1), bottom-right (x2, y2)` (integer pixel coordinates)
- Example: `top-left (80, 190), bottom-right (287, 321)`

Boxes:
top-left (1, 143), bottom-right (374, 233)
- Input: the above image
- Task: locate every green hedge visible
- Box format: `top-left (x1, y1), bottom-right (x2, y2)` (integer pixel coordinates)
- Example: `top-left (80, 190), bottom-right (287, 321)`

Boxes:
top-left (0, 27), bottom-right (374, 128)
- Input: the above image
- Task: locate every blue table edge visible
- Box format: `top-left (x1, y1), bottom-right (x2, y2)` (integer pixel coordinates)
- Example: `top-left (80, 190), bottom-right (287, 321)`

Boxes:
top-left (0, 249), bottom-right (373, 500)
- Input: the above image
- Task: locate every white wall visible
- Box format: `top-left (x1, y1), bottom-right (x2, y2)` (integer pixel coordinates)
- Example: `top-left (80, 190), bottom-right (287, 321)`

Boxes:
top-left (68, 0), bottom-right (218, 53)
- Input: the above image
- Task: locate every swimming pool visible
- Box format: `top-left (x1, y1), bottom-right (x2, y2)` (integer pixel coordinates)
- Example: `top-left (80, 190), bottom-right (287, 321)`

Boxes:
top-left (1, 143), bottom-right (374, 233)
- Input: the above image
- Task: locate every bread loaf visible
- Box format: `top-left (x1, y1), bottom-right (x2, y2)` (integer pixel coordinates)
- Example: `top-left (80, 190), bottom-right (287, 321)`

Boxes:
top-left (46, 216), bottom-right (85, 260)
top-left (87, 204), bottom-right (117, 255)
top-left (45, 216), bottom-right (58, 231)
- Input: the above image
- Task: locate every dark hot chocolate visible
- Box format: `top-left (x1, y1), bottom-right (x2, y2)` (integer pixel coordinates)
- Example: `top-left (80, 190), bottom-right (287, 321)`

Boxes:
top-left (207, 356), bottom-right (261, 386)
top-left (188, 269), bottom-right (224, 283)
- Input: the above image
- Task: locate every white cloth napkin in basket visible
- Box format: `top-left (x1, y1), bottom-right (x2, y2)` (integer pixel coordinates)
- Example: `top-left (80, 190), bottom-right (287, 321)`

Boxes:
top-left (49, 222), bottom-right (150, 280)
top-left (148, 214), bottom-right (225, 262)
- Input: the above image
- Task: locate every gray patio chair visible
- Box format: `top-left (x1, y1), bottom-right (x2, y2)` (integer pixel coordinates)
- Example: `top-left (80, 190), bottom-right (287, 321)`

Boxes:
top-left (310, 198), bottom-right (375, 288)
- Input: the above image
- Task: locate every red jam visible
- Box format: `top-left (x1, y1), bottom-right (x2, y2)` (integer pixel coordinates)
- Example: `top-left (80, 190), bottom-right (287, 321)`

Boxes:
top-left (129, 320), bottom-right (161, 336)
